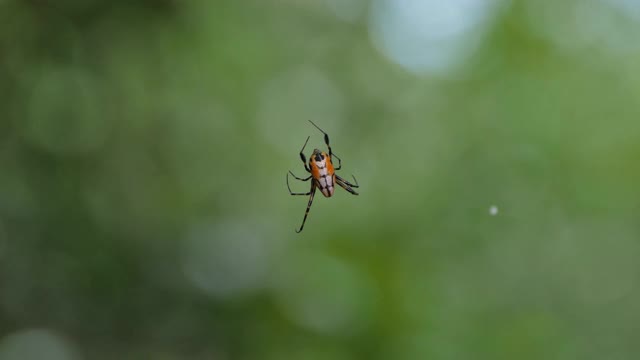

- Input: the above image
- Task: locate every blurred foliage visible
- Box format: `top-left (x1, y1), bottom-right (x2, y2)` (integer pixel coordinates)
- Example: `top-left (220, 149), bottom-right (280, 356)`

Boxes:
top-left (1, 0), bottom-right (640, 359)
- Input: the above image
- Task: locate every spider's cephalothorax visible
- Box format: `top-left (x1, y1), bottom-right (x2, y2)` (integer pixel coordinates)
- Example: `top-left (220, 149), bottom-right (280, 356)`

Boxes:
top-left (287, 120), bottom-right (359, 233)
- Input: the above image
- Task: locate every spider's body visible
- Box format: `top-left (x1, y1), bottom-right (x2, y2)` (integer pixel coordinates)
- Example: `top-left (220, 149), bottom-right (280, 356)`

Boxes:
top-left (309, 149), bottom-right (335, 197)
top-left (287, 121), bottom-right (359, 233)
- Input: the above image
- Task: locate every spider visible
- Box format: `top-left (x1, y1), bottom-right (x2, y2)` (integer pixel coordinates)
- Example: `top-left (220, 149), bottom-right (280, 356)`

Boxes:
top-left (287, 120), bottom-right (359, 233)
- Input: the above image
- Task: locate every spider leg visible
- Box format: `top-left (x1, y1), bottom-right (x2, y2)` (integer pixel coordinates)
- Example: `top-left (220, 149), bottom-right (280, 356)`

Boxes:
top-left (308, 120), bottom-right (335, 158)
top-left (331, 152), bottom-right (342, 170)
top-left (308, 120), bottom-right (348, 170)
top-left (288, 171), bottom-right (312, 182)
top-left (336, 174), bottom-right (359, 188)
top-left (299, 136), bottom-right (311, 172)
top-left (287, 172), bottom-right (313, 195)
top-left (336, 176), bottom-right (359, 195)
top-left (295, 183), bottom-right (317, 233)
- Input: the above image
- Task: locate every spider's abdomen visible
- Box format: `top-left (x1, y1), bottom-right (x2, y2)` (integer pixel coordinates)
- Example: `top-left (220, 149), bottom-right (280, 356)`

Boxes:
top-left (310, 152), bottom-right (335, 197)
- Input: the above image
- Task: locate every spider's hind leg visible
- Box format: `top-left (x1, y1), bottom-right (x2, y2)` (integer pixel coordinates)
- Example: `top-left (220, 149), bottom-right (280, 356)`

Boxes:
top-left (336, 175), bottom-right (359, 195)
top-left (336, 174), bottom-right (359, 188)
top-left (295, 184), bottom-right (317, 232)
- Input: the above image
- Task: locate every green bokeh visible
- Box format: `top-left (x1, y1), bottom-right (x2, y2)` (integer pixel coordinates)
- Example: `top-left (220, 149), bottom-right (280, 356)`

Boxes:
top-left (1, 0), bottom-right (639, 359)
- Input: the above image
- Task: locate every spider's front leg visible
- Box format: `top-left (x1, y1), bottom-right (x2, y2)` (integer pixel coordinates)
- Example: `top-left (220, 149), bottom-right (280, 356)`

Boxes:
top-left (309, 120), bottom-right (349, 170)
top-left (298, 136), bottom-right (311, 173)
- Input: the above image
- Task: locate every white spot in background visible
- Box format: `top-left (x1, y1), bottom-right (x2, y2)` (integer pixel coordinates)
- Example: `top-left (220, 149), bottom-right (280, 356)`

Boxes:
top-left (368, 0), bottom-right (502, 75)
top-left (0, 329), bottom-right (82, 360)
top-left (256, 66), bottom-right (344, 155)
top-left (325, 0), bottom-right (367, 23)
top-left (489, 205), bottom-right (499, 216)
top-left (270, 251), bottom-right (376, 336)
top-left (182, 221), bottom-right (270, 299)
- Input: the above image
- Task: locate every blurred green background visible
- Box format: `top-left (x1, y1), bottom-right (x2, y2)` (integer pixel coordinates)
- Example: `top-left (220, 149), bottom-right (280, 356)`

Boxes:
top-left (1, 0), bottom-right (640, 359)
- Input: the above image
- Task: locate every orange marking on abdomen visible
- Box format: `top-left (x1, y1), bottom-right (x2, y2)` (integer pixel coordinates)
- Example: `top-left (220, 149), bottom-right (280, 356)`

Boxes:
top-left (325, 156), bottom-right (335, 174)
